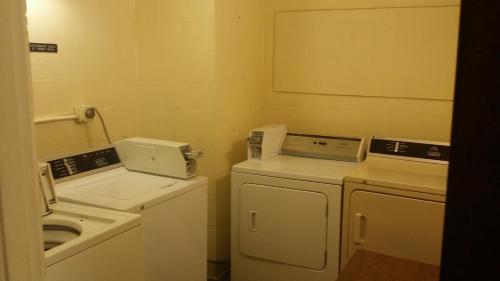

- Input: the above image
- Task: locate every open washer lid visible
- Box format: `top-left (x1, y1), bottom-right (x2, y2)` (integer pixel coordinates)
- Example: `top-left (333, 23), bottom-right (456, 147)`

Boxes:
top-left (56, 167), bottom-right (206, 212)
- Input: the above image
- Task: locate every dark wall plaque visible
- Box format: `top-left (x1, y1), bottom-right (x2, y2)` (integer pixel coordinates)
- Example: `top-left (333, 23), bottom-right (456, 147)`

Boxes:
top-left (29, 43), bottom-right (58, 53)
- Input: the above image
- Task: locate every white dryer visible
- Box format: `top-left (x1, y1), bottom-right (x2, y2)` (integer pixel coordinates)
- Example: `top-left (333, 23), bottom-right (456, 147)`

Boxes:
top-left (341, 137), bottom-right (449, 269)
top-left (231, 134), bottom-right (365, 281)
top-left (45, 144), bottom-right (207, 281)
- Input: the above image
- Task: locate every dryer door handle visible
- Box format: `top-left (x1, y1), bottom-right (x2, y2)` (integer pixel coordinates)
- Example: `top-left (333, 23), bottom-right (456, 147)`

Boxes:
top-left (353, 213), bottom-right (366, 244)
top-left (250, 210), bottom-right (257, 232)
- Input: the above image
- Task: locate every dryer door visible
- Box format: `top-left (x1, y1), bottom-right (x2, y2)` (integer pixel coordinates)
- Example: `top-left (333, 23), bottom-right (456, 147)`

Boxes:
top-left (239, 183), bottom-right (328, 270)
top-left (347, 190), bottom-right (445, 265)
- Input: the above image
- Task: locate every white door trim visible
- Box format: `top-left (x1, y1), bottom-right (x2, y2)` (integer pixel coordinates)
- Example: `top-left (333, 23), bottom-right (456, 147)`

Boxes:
top-left (0, 0), bottom-right (46, 280)
top-left (0, 208), bottom-right (7, 281)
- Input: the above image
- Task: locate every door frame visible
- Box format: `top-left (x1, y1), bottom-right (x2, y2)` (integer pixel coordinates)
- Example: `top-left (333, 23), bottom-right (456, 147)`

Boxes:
top-left (440, 0), bottom-right (499, 280)
top-left (0, 0), bottom-right (46, 280)
top-left (0, 215), bottom-right (6, 281)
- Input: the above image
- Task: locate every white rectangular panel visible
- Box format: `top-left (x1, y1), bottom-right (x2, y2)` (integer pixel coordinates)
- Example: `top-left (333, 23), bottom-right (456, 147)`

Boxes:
top-left (239, 183), bottom-right (328, 270)
top-left (273, 6), bottom-right (460, 100)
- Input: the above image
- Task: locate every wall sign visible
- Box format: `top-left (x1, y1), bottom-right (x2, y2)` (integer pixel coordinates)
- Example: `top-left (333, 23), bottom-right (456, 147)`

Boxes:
top-left (29, 43), bottom-right (58, 53)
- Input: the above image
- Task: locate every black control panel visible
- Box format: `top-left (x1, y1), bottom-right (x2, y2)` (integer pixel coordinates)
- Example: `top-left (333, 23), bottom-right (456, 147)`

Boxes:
top-left (48, 147), bottom-right (121, 180)
top-left (369, 138), bottom-right (449, 162)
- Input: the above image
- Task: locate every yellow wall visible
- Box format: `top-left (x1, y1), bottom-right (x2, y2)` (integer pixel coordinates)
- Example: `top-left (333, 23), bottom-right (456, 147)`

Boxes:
top-left (27, 0), bottom-right (459, 266)
top-left (135, 0), bottom-right (265, 261)
top-left (214, 0), bottom-right (265, 261)
top-left (28, 0), bottom-right (140, 158)
top-left (135, 0), bottom-right (220, 260)
top-left (262, 0), bottom-right (460, 142)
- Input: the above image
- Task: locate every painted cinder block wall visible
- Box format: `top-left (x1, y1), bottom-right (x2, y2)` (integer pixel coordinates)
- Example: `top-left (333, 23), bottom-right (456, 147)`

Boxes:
top-left (135, 0), bottom-right (265, 261)
top-left (27, 0), bottom-right (459, 264)
top-left (28, 0), bottom-right (140, 158)
top-left (261, 0), bottom-right (460, 142)
top-left (135, 0), bottom-right (220, 259)
top-left (213, 0), bottom-right (266, 261)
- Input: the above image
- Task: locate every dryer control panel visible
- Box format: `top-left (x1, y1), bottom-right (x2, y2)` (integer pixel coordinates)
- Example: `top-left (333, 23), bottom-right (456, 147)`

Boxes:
top-left (368, 137), bottom-right (450, 164)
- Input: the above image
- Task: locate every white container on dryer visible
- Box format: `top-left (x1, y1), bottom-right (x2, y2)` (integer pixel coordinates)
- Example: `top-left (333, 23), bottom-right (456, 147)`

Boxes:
top-left (45, 145), bottom-right (207, 281)
top-left (231, 133), bottom-right (366, 281)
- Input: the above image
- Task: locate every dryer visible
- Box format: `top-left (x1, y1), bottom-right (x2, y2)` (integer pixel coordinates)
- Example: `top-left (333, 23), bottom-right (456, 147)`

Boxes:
top-left (340, 136), bottom-right (449, 269)
top-left (231, 134), bottom-right (365, 281)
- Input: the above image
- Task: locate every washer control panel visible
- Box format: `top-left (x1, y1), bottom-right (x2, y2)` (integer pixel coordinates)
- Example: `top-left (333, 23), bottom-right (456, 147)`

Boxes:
top-left (368, 137), bottom-right (450, 164)
top-left (47, 147), bottom-right (121, 180)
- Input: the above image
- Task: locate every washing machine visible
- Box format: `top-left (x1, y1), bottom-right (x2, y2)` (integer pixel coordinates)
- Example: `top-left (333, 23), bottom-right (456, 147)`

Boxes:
top-left (38, 163), bottom-right (145, 281)
top-left (45, 140), bottom-right (207, 281)
top-left (340, 136), bottom-right (449, 269)
top-left (231, 133), bottom-right (366, 281)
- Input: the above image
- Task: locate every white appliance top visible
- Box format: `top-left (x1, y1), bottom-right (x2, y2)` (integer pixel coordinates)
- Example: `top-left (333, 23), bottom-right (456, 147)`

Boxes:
top-left (233, 155), bottom-right (357, 185)
top-left (345, 136), bottom-right (450, 195)
top-left (346, 156), bottom-right (449, 195)
top-left (56, 167), bottom-right (207, 212)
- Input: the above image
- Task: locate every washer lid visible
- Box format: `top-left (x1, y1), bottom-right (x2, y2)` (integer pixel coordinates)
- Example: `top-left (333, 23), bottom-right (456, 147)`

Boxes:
top-left (232, 155), bottom-right (356, 185)
top-left (74, 172), bottom-right (177, 200)
top-left (56, 167), bottom-right (207, 212)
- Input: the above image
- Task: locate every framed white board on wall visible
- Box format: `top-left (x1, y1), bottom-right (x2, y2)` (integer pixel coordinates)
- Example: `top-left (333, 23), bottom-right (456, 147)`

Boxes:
top-left (273, 6), bottom-right (460, 100)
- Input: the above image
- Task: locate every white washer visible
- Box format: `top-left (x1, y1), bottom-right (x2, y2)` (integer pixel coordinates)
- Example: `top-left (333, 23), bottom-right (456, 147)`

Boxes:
top-left (44, 202), bottom-right (145, 281)
top-left (341, 136), bottom-right (449, 269)
top-left (46, 146), bottom-right (207, 281)
top-left (231, 134), bottom-right (365, 281)
top-left (38, 164), bottom-right (145, 281)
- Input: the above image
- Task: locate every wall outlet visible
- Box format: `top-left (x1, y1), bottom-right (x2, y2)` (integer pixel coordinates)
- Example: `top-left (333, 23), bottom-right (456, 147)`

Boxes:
top-left (74, 105), bottom-right (96, 123)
